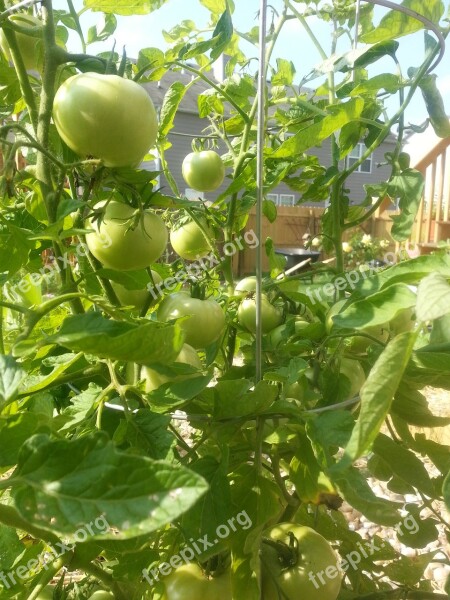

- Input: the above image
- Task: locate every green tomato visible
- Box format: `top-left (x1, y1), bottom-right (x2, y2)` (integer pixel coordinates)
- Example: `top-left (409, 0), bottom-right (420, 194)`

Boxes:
top-left (158, 292), bottom-right (225, 348)
top-left (261, 524), bottom-right (341, 600)
top-left (234, 276), bottom-right (257, 296)
top-left (390, 307), bottom-right (415, 335)
top-left (0, 13), bottom-right (43, 71)
top-left (85, 201), bottom-right (168, 271)
top-left (347, 323), bottom-right (389, 354)
top-left (182, 151), bottom-right (225, 192)
top-left (142, 343), bottom-right (202, 392)
top-left (170, 218), bottom-right (212, 260)
top-left (111, 270), bottom-right (162, 311)
top-left (238, 294), bottom-right (283, 334)
top-left (162, 563), bottom-right (231, 600)
top-left (53, 72), bottom-right (158, 167)
top-left (325, 299), bottom-right (348, 333)
top-left (339, 357), bottom-right (366, 399)
top-left (34, 586), bottom-right (54, 600)
top-left (268, 317), bottom-right (309, 347)
top-left (12, 272), bottom-right (42, 307)
top-left (88, 592), bottom-right (115, 600)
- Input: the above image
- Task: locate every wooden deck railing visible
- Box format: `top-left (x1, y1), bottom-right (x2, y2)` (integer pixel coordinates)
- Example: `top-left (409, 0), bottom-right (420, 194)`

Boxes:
top-left (411, 136), bottom-right (450, 249)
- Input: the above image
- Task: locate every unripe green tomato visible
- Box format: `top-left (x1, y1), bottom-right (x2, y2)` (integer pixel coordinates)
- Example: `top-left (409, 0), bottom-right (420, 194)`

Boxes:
top-left (0, 14), bottom-right (43, 71)
top-left (162, 563), bottom-right (231, 600)
top-left (182, 150), bottom-right (225, 192)
top-left (268, 318), bottom-right (309, 347)
top-left (35, 586), bottom-right (54, 600)
top-left (158, 292), bottom-right (225, 348)
top-left (238, 294), bottom-right (283, 334)
top-left (347, 323), bottom-right (389, 354)
top-left (234, 276), bottom-right (257, 296)
top-left (170, 218), bottom-right (212, 260)
top-left (142, 343), bottom-right (202, 392)
top-left (111, 270), bottom-right (162, 311)
top-left (261, 523), bottom-right (341, 600)
top-left (339, 357), bottom-right (366, 398)
top-left (13, 272), bottom-right (42, 307)
top-left (88, 591), bottom-right (115, 600)
top-left (325, 299), bottom-right (348, 333)
top-left (53, 72), bottom-right (158, 168)
top-left (389, 307), bottom-right (415, 335)
top-left (85, 201), bottom-right (168, 271)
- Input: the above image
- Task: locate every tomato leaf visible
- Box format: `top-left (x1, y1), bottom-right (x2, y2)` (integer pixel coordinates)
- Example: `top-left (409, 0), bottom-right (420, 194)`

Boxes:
top-left (83, 0), bottom-right (168, 16)
top-left (35, 313), bottom-right (184, 367)
top-left (0, 355), bottom-right (25, 409)
top-left (9, 432), bottom-right (208, 540)
top-left (389, 169), bottom-right (425, 241)
top-left (416, 272), bottom-right (450, 322)
top-left (337, 332), bottom-right (417, 467)
top-left (271, 98), bottom-right (364, 158)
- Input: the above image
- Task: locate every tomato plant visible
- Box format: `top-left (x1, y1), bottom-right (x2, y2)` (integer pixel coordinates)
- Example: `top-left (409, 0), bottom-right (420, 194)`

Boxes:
top-left (170, 218), bottom-right (212, 260)
top-left (53, 72), bottom-right (158, 167)
top-left (261, 523), bottom-right (341, 600)
top-left (182, 150), bottom-right (225, 192)
top-left (158, 292), bottom-right (226, 348)
top-left (85, 201), bottom-right (168, 271)
top-left (162, 563), bottom-right (231, 600)
top-left (1, 1), bottom-right (450, 600)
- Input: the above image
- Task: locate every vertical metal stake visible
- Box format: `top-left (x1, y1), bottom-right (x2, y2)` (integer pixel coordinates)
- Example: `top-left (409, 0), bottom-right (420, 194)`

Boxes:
top-left (255, 0), bottom-right (268, 383)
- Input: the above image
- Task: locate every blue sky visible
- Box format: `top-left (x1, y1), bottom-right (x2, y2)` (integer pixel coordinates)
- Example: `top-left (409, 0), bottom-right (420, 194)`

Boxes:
top-left (55, 0), bottom-right (450, 155)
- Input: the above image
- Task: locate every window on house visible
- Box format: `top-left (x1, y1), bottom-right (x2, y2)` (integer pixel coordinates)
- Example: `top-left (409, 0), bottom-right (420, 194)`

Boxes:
top-left (279, 194), bottom-right (295, 206)
top-left (347, 143), bottom-right (372, 173)
top-left (185, 188), bottom-right (205, 201)
top-left (266, 193), bottom-right (296, 206)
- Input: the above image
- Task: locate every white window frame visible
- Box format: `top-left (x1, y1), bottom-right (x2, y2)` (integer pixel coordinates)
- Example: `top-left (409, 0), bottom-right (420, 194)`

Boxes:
top-left (279, 194), bottom-right (295, 206)
top-left (347, 143), bottom-right (372, 173)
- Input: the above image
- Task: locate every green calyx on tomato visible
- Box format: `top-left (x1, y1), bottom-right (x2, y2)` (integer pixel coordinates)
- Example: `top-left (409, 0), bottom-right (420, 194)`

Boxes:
top-left (53, 72), bottom-right (158, 167)
top-left (170, 218), bottom-right (212, 260)
top-left (142, 343), bottom-right (202, 392)
top-left (238, 294), bottom-right (283, 334)
top-left (111, 270), bottom-right (162, 312)
top-left (162, 563), bottom-right (231, 600)
top-left (85, 201), bottom-right (168, 271)
top-left (339, 357), bottom-right (366, 399)
top-left (182, 150), bottom-right (225, 193)
top-left (0, 14), bottom-right (43, 71)
top-left (157, 292), bottom-right (225, 348)
top-left (261, 523), bottom-right (341, 600)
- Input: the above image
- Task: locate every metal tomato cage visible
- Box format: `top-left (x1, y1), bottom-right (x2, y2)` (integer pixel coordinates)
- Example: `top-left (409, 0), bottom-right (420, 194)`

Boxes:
top-left (254, 0), bottom-right (446, 382)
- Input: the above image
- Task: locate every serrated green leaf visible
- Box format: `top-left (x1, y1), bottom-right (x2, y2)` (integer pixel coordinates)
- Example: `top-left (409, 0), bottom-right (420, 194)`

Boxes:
top-left (83, 0), bottom-right (168, 15)
top-left (333, 284), bottom-right (416, 329)
top-left (272, 99), bottom-right (364, 158)
top-left (337, 332), bottom-right (417, 467)
top-left (34, 313), bottom-right (184, 367)
top-left (10, 433), bottom-right (208, 540)
top-left (389, 169), bottom-right (425, 241)
top-left (416, 272), bottom-right (450, 322)
top-left (0, 355), bottom-right (25, 409)
top-left (0, 412), bottom-right (50, 467)
top-left (361, 0), bottom-right (445, 43)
